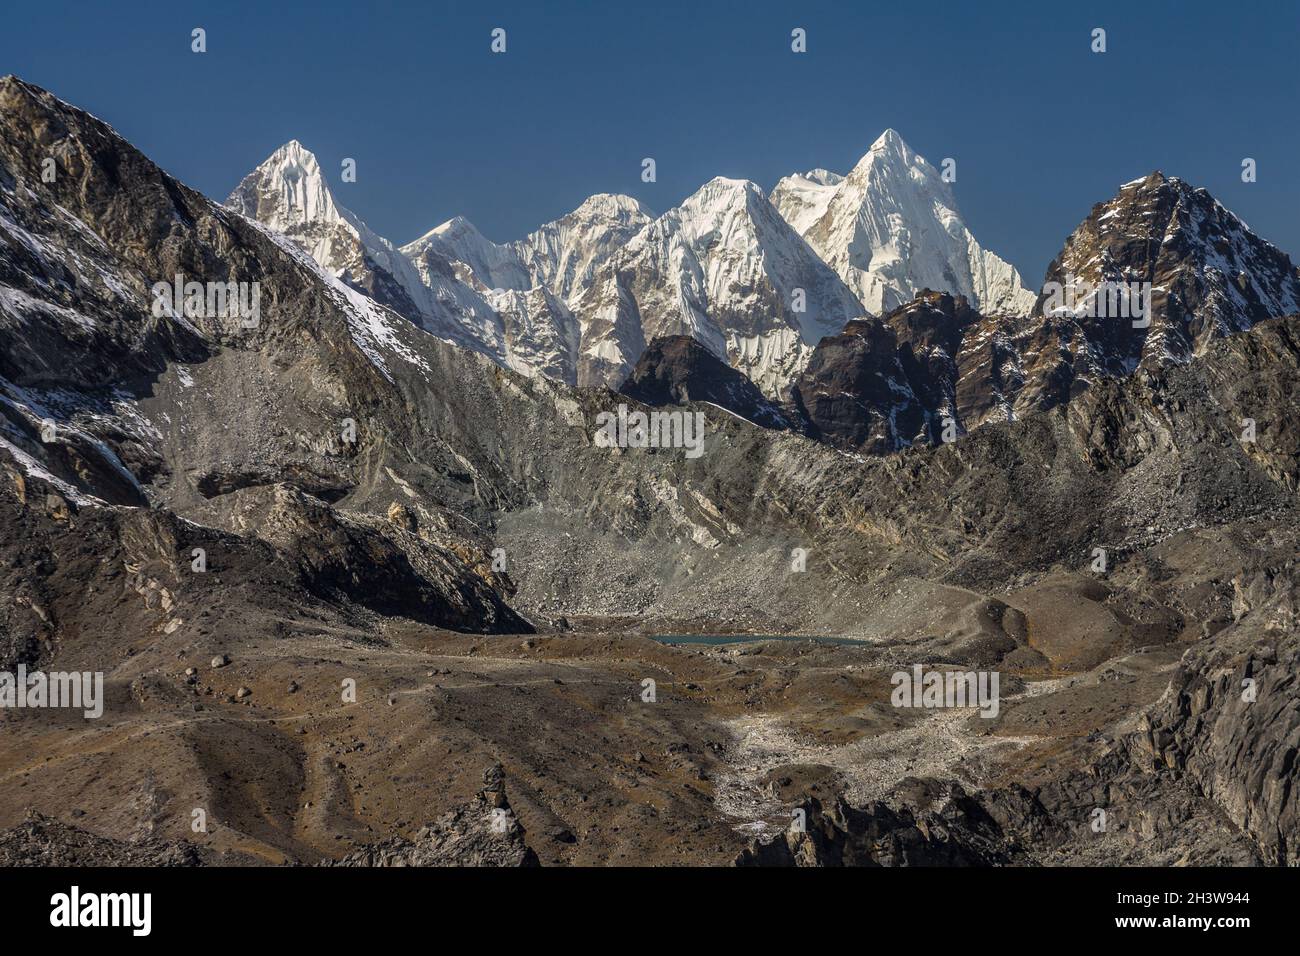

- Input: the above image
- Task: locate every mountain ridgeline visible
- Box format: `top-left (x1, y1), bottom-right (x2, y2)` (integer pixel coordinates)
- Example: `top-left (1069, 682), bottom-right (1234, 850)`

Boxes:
top-left (226, 129), bottom-right (1299, 454)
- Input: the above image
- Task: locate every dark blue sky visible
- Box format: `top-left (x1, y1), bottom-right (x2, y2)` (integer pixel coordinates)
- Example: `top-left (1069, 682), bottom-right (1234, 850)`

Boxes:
top-left (4, 0), bottom-right (1298, 282)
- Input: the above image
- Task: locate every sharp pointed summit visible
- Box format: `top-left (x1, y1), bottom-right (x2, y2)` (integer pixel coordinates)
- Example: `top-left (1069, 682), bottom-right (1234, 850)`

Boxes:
top-left (773, 130), bottom-right (1036, 316)
top-left (227, 142), bottom-right (510, 366)
top-left (227, 140), bottom-right (358, 255)
top-left (869, 128), bottom-right (906, 150)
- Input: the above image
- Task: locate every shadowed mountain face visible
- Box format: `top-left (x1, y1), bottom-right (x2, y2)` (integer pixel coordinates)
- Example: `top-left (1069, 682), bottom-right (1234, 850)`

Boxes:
top-left (1, 76), bottom-right (1298, 868)
top-left (774, 173), bottom-right (1300, 450)
top-left (789, 317), bottom-right (924, 452)
top-left (785, 173), bottom-right (1300, 454)
top-left (619, 335), bottom-right (793, 430)
top-left (788, 291), bottom-right (981, 451)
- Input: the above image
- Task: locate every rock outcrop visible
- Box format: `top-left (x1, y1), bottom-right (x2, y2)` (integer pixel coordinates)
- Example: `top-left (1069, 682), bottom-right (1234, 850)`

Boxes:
top-left (0, 813), bottom-right (206, 866)
top-left (326, 765), bottom-right (540, 867)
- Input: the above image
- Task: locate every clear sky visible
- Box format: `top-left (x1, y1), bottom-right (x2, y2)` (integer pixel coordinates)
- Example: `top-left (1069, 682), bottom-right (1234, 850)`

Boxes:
top-left (4, 0), bottom-right (1298, 284)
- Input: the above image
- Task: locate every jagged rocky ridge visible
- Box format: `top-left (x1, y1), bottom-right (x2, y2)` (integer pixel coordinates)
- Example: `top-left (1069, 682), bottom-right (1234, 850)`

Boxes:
top-left (625, 290), bottom-right (1008, 453)
top-left (663, 170), bottom-right (1300, 452)
top-left (229, 143), bottom-right (657, 383)
top-left (570, 177), bottom-right (866, 396)
top-left (1034, 171), bottom-right (1300, 381)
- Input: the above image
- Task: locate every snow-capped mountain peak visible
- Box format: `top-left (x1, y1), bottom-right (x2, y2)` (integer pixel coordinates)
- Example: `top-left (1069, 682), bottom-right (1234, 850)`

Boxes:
top-left (771, 168), bottom-right (844, 235)
top-left (867, 126), bottom-right (906, 153)
top-left (573, 174), bottom-right (866, 396)
top-left (428, 215), bottom-right (479, 239)
top-left (230, 145), bottom-right (660, 385)
top-left (227, 140), bottom-right (384, 265)
top-left (569, 192), bottom-right (651, 219)
top-left (774, 130), bottom-right (1036, 317)
top-left (658, 176), bottom-right (773, 245)
top-left (511, 193), bottom-right (653, 305)
top-left (246, 140), bottom-right (338, 225)
top-left (401, 194), bottom-right (655, 307)
top-left (228, 142), bottom-right (511, 367)
top-left (801, 168), bottom-right (845, 187)
top-left (239, 141), bottom-right (323, 205)
top-left (401, 215), bottom-right (532, 294)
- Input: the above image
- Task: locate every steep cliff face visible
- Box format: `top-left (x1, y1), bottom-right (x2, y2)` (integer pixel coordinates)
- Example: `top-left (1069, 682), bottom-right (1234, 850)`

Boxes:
top-left (1026, 172), bottom-right (1300, 416)
top-left (1121, 568), bottom-right (1298, 865)
top-left (1040, 172), bottom-right (1300, 357)
top-left (788, 317), bottom-right (925, 452)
